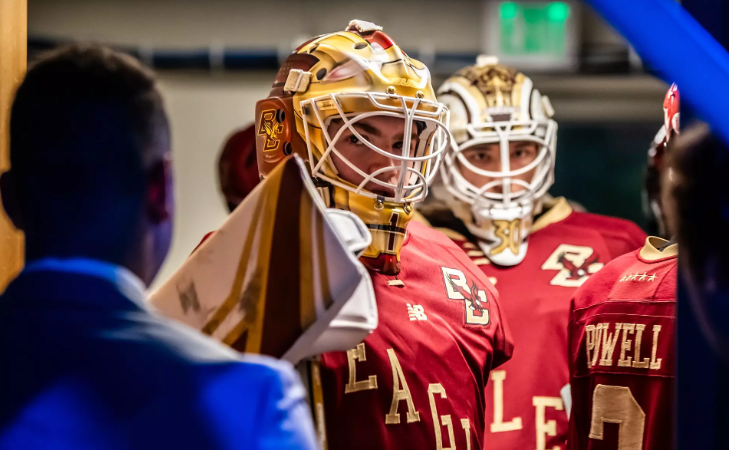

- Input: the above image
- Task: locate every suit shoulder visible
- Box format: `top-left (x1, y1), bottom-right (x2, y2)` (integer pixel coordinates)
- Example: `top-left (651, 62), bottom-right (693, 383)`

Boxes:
top-left (140, 317), bottom-right (305, 425)
top-left (0, 302), bottom-right (300, 444)
top-left (134, 312), bottom-right (297, 385)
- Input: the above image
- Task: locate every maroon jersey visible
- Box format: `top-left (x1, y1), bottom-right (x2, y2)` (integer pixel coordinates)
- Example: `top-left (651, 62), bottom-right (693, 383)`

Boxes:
top-left (567, 237), bottom-right (676, 450)
top-left (320, 221), bottom-right (514, 450)
top-left (442, 198), bottom-right (646, 450)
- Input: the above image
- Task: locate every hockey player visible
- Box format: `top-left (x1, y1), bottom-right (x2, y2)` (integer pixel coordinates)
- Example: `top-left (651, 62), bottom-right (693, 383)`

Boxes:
top-left (567, 237), bottom-right (676, 450)
top-left (566, 84), bottom-right (679, 450)
top-left (254, 21), bottom-right (513, 450)
top-left (433, 60), bottom-right (646, 449)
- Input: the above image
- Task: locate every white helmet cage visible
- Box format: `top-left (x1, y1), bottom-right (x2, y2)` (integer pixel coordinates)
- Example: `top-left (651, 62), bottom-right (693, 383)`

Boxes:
top-left (300, 92), bottom-right (452, 204)
top-left (438, 75), bottom-right (558, 214)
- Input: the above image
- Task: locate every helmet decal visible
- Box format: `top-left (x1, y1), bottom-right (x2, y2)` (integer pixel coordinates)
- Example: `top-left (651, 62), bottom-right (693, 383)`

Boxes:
top-left (258, 109), bottom-right (284, 152)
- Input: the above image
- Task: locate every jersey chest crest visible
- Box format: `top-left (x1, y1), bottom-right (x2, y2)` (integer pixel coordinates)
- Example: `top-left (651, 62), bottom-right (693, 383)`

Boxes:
top-left (478, 242), bottom-right (607, 289)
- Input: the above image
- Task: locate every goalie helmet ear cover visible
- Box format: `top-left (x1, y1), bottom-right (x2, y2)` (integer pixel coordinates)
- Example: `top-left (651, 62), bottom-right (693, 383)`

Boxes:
top-left (255, 53), bottom-right (318, 179)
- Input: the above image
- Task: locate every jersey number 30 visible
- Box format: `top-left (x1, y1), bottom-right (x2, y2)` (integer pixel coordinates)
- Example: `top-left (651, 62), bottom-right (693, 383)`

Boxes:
top-left (590, 384), bottom-right (645, 450)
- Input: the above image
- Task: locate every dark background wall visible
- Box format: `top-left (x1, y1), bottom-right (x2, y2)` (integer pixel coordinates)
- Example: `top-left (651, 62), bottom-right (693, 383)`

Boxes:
top-left (552, 123), bottom-right (655, 229)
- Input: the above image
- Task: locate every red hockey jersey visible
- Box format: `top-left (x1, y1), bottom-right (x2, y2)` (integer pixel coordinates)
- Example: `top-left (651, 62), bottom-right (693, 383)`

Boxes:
top-left (442, 197), bottom-right (646, 450)
top-left (319, 220), bottom-right (514, 450)
top-left (567, 237), bottom-right (676, 450)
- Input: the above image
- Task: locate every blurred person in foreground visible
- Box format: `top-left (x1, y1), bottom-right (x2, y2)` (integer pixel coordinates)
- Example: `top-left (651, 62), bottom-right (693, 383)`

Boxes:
top-left (669, 123), bottom-right (729, 362)
top-left (0, 45), bottom-right (316, 450)
top-left (433, 59), bottom-right (646, 450)
top-left (566, 84), bottom-right (679, 450)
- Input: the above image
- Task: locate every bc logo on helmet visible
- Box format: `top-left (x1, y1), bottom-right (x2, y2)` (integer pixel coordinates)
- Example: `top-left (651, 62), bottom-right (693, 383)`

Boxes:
top-left (258, 109), bottom-right (284, 151)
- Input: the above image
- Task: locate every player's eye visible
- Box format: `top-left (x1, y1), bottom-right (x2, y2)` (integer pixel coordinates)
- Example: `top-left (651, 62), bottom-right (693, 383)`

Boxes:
top-left (348, 134), bottom-right (362, 145)
top-left (394, 136), bottom-right (418, 149)
top-left (470, 151), bottom-right (490, 162)
top-left (395, 139), bottom-right (415, 154)
top-left (512, 146), bottom-right (535, 160)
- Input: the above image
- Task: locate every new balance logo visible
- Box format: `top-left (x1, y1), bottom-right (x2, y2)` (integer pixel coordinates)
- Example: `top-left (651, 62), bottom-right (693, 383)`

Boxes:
top-left (619, 272), bottom-right (657, 282)
top-left (407, 304), bottom-right (427, 321)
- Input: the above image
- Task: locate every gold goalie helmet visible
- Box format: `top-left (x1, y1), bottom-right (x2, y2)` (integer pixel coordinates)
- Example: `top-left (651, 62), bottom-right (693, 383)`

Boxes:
top-left (438, 58), bottom-right (557, 266)
top-left (255, 20), bottom-right (451, 275)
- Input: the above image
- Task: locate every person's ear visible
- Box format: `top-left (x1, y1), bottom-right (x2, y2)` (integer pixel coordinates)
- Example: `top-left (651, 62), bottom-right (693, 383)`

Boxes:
top-left (1, 171), bottom-right (24, 231)
top-left (146, 155), bottom-right (173, 225)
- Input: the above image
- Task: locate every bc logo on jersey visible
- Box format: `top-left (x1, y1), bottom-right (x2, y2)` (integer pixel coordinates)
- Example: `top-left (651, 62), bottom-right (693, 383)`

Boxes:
top-left (441, 267), bottom-right (490, 326)
top-left (541, 244), bottom-right (604, 287)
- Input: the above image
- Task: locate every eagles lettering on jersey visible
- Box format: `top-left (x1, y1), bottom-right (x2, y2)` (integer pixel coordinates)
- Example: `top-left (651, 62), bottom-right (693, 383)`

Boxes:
top-left (440, 197), bottom-right (646, 450)
top-left (319, 221), bottom-right (513, 450)
top-left (567, 237), bottom-right (676, 450)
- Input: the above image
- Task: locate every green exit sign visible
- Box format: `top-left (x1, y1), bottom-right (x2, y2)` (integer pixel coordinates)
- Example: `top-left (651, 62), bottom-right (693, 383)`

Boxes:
top-left (499, 2), bottom-right (571, 56)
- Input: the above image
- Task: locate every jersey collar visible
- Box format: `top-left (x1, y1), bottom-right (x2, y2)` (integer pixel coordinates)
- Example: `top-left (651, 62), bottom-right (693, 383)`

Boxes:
top-left (639, 236), bottom-right (678, 261)
top-left (531, 196), bottom-right (573, 233)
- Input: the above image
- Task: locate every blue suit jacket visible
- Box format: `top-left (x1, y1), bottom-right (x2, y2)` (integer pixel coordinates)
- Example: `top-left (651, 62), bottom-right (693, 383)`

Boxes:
top-left (0, 267), bottom-right (318, 450)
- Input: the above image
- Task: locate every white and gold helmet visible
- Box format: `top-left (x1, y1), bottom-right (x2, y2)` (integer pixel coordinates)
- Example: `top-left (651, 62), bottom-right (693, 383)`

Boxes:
top-left (438, 58), bottom-right (557, 266)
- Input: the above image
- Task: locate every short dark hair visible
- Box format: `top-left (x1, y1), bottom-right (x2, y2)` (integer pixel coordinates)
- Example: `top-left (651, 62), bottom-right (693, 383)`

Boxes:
top-left (9, 44), bottom-right (169, 255)
top-left (666, 124), bottom-right (729, 286)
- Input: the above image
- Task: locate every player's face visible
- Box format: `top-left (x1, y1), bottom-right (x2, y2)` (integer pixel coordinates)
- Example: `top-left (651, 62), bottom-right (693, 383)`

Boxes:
top-left (458, 141), bottom-right (538, 193)
top-left (328, 116), bottom-right (419, 197)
